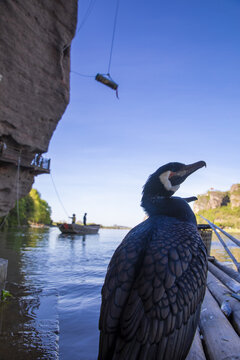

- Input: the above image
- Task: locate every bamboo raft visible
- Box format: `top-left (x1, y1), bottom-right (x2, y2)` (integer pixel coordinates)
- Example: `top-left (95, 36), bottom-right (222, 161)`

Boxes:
top-left (186, 222), bottom-right (240, 360)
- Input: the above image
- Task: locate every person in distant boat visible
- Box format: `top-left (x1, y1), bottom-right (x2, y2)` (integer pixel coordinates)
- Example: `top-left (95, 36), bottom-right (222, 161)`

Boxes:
top-left (83, 213), bottom-right (87, 226)
top-left (69, 214), bottom-right (76, 224)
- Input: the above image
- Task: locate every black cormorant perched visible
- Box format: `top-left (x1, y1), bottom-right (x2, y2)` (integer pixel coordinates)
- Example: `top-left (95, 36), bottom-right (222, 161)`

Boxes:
top-left (98, 161), bottom-right (208, 360)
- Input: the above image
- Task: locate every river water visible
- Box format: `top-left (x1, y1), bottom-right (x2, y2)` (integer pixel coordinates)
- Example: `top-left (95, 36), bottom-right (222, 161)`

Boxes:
top-left (0, 227), bottom-right (240, 360)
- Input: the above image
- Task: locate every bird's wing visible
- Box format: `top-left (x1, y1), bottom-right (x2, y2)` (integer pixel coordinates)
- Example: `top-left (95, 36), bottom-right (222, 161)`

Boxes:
top-left (112, 220), bottom-right (207, 360)
top-left (98, 219), bottom-right (153, 360)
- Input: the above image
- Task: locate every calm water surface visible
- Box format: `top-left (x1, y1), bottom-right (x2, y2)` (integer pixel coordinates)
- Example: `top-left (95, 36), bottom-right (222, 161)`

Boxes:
top-left (0, 227), bottom-right (240, 360)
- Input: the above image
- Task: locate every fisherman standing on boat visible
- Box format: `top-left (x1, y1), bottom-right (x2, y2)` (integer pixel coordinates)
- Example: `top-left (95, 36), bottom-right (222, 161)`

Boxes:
top-left (69, 213), bottom-right (76, 224)
top-left (83, 213), bottom-right (87, 226)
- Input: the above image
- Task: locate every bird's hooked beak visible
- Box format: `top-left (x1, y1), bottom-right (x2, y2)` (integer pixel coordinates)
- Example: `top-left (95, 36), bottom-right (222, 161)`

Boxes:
top-left (169, 161), bottom-right (206, 187)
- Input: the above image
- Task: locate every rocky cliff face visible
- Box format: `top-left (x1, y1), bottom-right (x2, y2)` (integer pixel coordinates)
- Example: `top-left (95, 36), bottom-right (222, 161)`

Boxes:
top-left (0, 0), bottom-right (78, 216)
top-left (230, 184), bottom-right (240, 208)
top-left (194, 184), bottom-right (240, 213)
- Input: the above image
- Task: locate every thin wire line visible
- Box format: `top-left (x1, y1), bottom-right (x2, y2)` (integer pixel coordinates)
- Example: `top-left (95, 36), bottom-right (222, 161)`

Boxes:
top-left (0, 214), bottom-right (8, 230)
top-left (50, 173), bottom-right (69, 219)
top-left (77, 0), bottom-right (98, 34)
top-left (16, 156), bottom-right (21, 227)
top-left (71, 0), bottom-right (120, 80)
top-left (108, 0), bottom-right (120, 74)
top-left (63, 0), bottom-right (98, 51)
top-left (71, 70), bottom-right (95, 78)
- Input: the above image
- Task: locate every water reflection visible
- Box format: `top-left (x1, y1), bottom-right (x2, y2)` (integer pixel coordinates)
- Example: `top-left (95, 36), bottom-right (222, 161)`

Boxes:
top-left (0, 228), bottom-right (59, 359)
top-left (0, 228), bottom-right (123, 360)
top-left (0, 228), bottom-right (239, 359)
top-left (210, 232), bottom-right (240, 268)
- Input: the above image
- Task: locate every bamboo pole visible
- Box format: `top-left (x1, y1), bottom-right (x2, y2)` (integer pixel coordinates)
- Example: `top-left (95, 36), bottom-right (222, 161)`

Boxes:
top-left (208, 222), bottom-right (240, 247)
top-left (200, 216), bottom-right (240, 247)
top-left (213, 258), bottom-right (240, 284)
top-left (208, 261), bottom-right (240, 293)
top-left (207, 271), bottom-right (240, 335)
top-left (186, 328), bottom-right (206, 360)
top-left (201, 217), bottom-right (240, 271)
top-left (199, 289), bottom-right (240, 360)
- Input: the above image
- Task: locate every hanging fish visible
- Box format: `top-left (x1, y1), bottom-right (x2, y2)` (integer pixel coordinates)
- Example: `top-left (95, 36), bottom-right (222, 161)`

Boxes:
top-left (95, 73), bottom-right (119, 98)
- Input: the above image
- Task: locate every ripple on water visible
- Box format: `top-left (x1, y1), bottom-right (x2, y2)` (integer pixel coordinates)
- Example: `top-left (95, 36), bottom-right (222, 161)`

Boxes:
top-left (2, 228), bottom-right (238, 359)
top-left (0, 228), bottom-right (126, 360)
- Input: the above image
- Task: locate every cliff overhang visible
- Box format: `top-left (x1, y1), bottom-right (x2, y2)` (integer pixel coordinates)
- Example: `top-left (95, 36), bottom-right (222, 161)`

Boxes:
top-left (0, 0), bottom-right (78, 216)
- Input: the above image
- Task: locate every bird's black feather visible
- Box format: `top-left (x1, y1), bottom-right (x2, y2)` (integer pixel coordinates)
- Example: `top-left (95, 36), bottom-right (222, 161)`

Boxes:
top-left (98, 161), bottom-right (207, 360)
top-left (98, 217), bottom-right (207, 360)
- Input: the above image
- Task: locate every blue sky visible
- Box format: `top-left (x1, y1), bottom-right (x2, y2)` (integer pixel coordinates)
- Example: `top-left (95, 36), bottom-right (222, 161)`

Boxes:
top-left (35, 0), bottom-right (240, 227)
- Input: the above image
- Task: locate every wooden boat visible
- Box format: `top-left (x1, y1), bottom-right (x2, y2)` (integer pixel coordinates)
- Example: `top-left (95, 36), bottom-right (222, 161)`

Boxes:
top-left (58, 223), bottom-right (100, 235)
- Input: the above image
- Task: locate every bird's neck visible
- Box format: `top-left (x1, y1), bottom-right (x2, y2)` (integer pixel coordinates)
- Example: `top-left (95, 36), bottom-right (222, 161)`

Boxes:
top-left (141, 194), bottom-right (197, 225)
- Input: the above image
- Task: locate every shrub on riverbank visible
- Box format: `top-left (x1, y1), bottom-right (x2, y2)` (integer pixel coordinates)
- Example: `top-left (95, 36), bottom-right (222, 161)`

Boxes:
top-left (0, 189), bottom-right (51, 227)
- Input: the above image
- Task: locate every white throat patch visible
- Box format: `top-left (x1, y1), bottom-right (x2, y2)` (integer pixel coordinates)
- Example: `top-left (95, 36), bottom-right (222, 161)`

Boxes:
top-left (159, 171), bottom-right (180, 192)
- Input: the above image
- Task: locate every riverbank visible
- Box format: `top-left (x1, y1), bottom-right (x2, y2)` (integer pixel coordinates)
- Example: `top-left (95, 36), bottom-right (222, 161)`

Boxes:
top-left (100, 225), bottom-right (131, 230)
top-left (223, 228), bottom-right (240, 233)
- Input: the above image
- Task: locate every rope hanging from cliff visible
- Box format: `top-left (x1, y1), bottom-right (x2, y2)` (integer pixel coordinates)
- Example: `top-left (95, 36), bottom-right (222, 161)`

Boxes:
top-left (16, 155), bottom-right (21, 227)
top-left (71, 70), bottom-right (95, 78)
top-left (50, 173), bottom-right (69, 219)
top-left (0, 214), bottom-right (8, 230)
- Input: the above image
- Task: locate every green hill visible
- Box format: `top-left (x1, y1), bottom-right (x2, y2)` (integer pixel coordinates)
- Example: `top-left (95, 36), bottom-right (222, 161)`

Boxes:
top-left (194, 184), bottom-right (240, 229)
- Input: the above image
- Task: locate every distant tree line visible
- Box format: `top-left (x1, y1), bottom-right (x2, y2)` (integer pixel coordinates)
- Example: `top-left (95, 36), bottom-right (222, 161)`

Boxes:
top-left (0, 189), bottom-right (51, 228)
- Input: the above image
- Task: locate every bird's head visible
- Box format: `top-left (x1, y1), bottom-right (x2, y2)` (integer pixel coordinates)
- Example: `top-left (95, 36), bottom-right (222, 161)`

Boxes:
top-left (141, 160), bottom-right (206, 204)
top-left (141, 160), bottom-right (206, 218)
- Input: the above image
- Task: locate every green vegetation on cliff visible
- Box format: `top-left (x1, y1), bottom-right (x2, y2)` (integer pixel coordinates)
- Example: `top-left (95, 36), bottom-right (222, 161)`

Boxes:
top-left (194, 183), bottom-right (240, 229)
top-left (1, 189), bottom-right (51, 228)
top-left (196, 203), bottom-right (240, 229)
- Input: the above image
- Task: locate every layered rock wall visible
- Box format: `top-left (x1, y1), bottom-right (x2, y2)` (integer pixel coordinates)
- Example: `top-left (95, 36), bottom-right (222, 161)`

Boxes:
top-left (230, 184), bottom-right (240, 208)
top-left (194, 185), bottom-right (240, 213)
top-left (0, 0), bottom-right (78, 216)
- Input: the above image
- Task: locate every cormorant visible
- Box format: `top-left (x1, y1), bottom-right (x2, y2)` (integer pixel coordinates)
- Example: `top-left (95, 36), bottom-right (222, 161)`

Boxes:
top-left (98, 161), bottom-right (208, 360)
